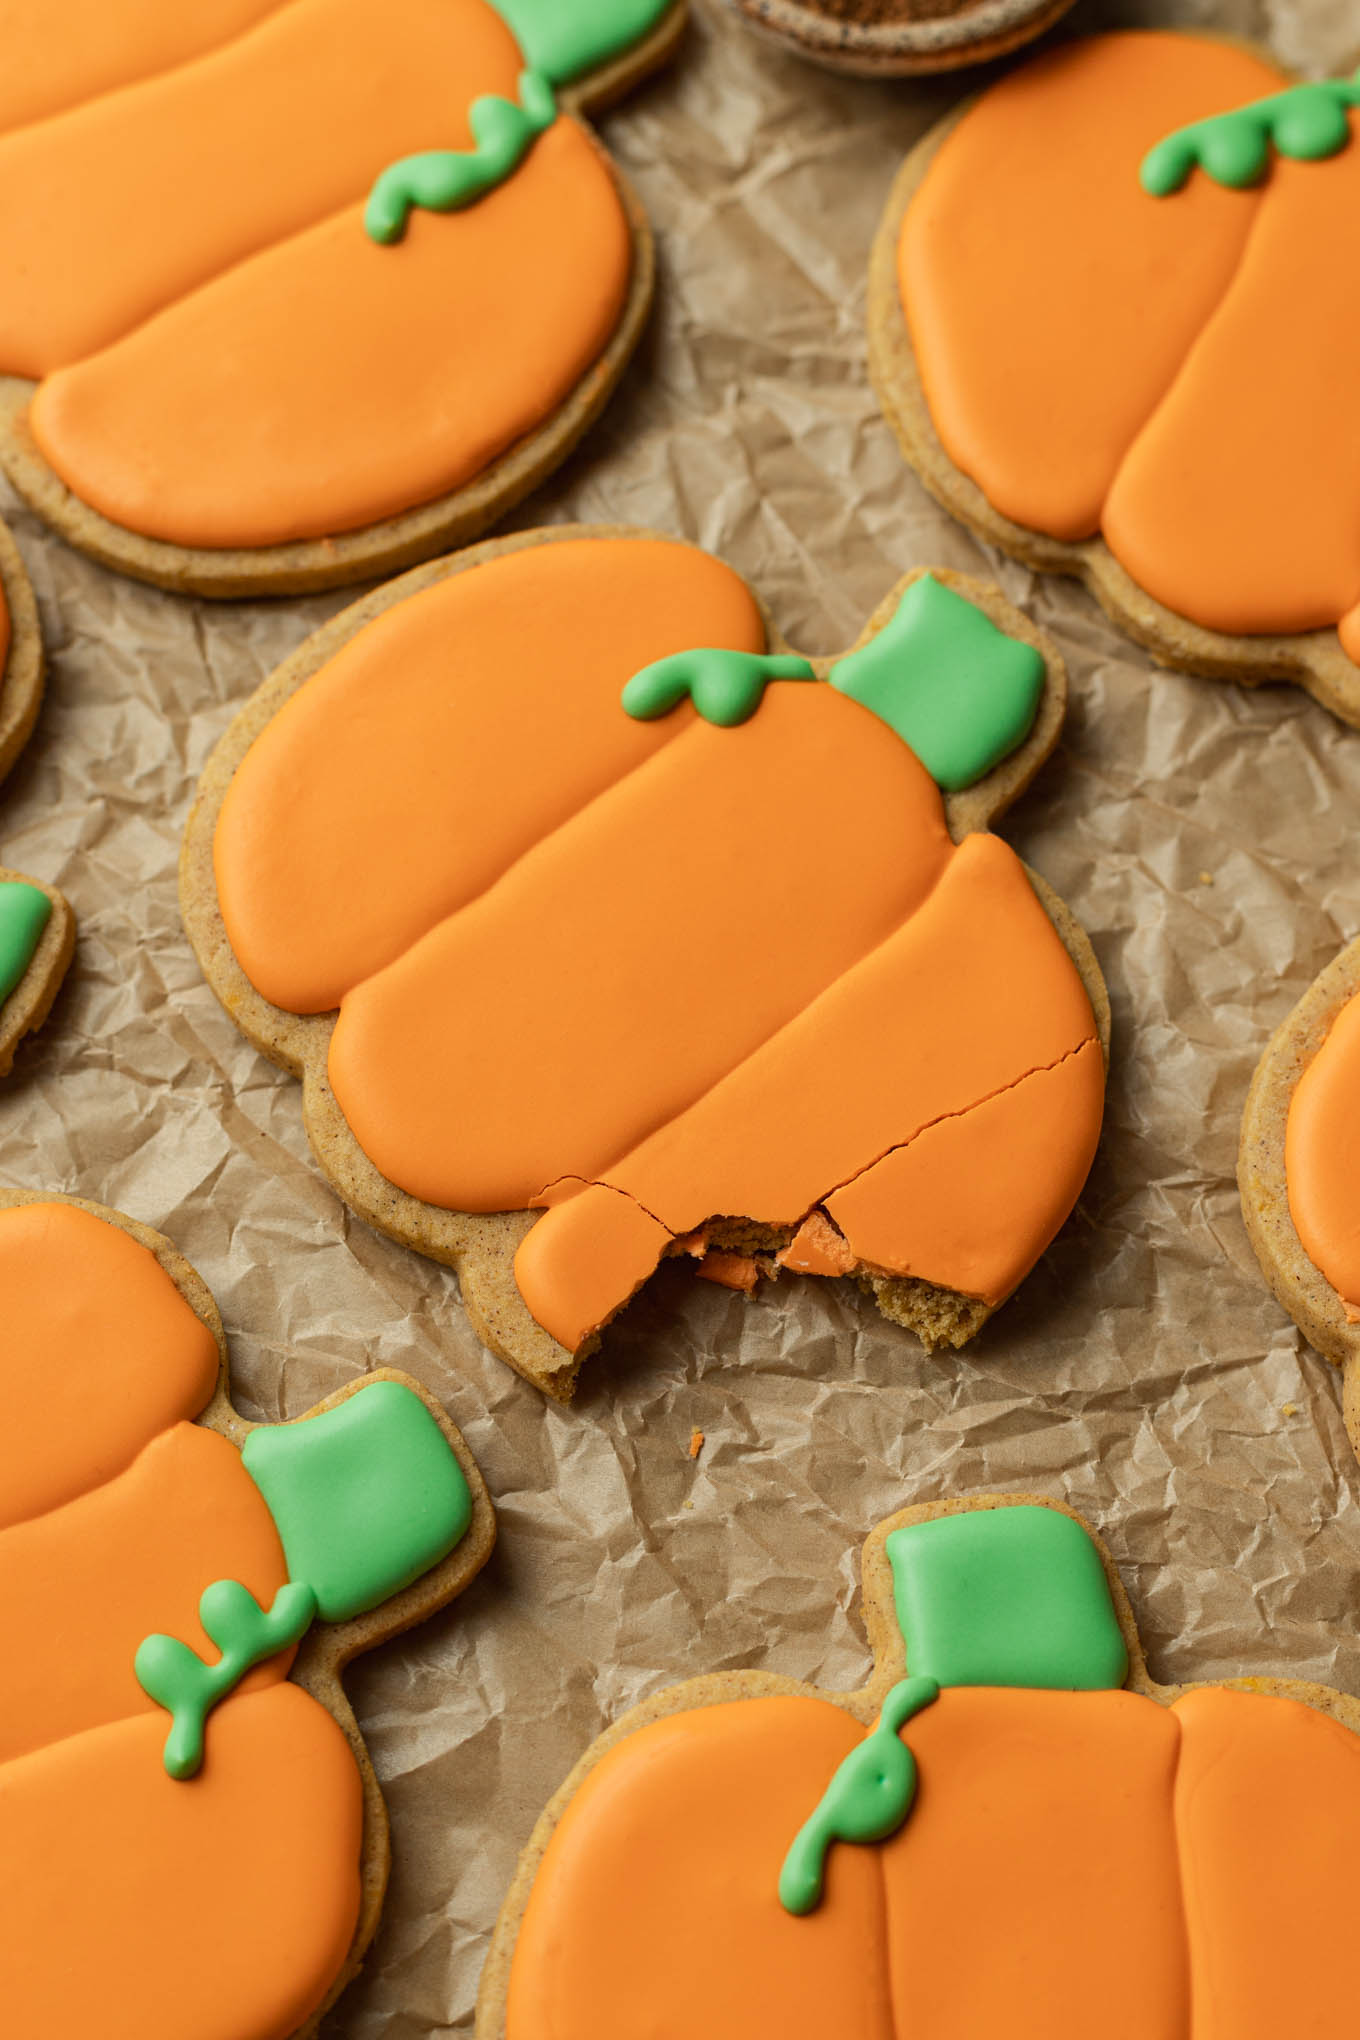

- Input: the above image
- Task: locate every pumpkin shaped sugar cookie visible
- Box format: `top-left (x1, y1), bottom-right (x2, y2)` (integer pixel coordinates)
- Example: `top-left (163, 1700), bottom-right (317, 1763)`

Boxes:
top-left (872, 32), bottom-right (1360, 724)
top-left (0, 1189), bottom-right (494, 2039)
top-left (1240, 934), bottom-right (1360, 1456)
top-left (0, 0), bottom-right (684, 597)
top-left (479, 1494), bottom-right (1360, 2040)
top-left (183, 526), bottom-right (1109, 1401)
top-left (0, 522), bottom-right (73, 1074)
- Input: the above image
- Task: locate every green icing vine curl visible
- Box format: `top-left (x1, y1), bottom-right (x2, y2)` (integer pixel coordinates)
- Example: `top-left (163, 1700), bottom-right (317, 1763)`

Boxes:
top-left (134, 1580), bottom-right (318, 1781)
top-left (365, 70), bottom-right (556, 246)
top-left (622, 649), bottom-right (817, 727)
top-left (778, 1675), bottom-right (939, 1915)
top-left (1141, 72), bottom-right (1360, 196)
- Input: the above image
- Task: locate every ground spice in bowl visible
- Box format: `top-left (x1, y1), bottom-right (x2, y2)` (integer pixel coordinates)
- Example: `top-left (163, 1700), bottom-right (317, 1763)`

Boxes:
top-left (726, 0), bottom-right (1077, 74)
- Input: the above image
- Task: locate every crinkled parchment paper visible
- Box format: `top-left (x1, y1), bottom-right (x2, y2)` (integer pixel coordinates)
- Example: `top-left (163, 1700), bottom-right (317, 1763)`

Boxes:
top-left (2, 0), bottom-right (1360, 2029)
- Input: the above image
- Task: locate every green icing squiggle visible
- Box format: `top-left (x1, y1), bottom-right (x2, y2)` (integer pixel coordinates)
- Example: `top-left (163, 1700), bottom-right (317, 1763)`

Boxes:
top-left (0, 881), bottom-right (51, 1006)
top-left (1141, 72), bottom-right (1360, 196)
top-left (622, 649), bottom-right (816, 727)
top-left (135, 1580), bottom-right (319, 1781)
top-left (490, 0), bottom-right (677, 85)
top-left (365, 70), bottom-right (556, 246)
top-left (778, 1676), bottom-right (939, 1915)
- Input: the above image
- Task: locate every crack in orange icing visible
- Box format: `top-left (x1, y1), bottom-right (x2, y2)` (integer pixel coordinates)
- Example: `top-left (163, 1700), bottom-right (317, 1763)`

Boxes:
top-left (899, 32), bottom-right (1360, 652)
top-left (1, 0), bottom-right (634, 548)
top-left (1285, 987), bottom-right (1360, 1318)
top-left (214, 536), bottom-right (1103, 1355)
top-left (505, 1683), bottom-right (1360, 2037)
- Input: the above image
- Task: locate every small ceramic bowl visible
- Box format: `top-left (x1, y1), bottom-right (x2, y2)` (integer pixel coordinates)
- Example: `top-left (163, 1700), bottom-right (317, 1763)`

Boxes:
top-left (724, 0), bottom-right (1077, 75)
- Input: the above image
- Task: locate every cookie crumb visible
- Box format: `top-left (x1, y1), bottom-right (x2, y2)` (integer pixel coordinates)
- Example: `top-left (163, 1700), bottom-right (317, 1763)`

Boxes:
top-left (688, 1429), bottom-right (704, 1460)
top-left (1281, 1402), bottom-right (1298, 1418)
top-left (1198, 871), bottom-right (1213, 886)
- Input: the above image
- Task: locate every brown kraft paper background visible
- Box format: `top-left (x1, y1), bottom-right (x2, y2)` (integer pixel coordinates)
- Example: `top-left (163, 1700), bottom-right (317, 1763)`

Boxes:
top-left (2, 0), bottom-right (1359, 2029)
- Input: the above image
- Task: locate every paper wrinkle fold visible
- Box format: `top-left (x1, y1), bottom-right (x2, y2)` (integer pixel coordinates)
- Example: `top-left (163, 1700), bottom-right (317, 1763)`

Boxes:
top-left (0, 2), bottom-right (1359, 2033)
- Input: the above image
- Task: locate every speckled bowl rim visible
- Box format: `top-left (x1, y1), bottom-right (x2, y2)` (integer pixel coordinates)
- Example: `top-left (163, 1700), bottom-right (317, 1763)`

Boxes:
top-left (726, 0), bottom-right (1077, 73)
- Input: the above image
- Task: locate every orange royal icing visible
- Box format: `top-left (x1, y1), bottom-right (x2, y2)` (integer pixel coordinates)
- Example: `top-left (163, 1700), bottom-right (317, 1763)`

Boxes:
top-left (0, 1198), bottom-right (370, 2038)
top-left (215, 541), bottom-right (763, 1012)
top-left (1172, 1685), bottom-right (1360, 2037)
top-left (506, 1683), bottom-right (1360, 2037)
top-left (1284, 988), bottom-right (1360, 1318)
top-left (0, 1201), bottom-right (219, 1528)
top-left (0, 2), bottom-right (288, 138)
top-left (215, 537), bottom-right (1102, 1353)
top-left (0, 0), bottom-right (522, 377)
top-left (0, 1422), bottom-right (289, 1766)
top-left (0, 1685), bottom-right (362, 2040)
top-left (3, 0), bottom-right (634, 549)
top-left (900, 33), bottom-right (1360, 649)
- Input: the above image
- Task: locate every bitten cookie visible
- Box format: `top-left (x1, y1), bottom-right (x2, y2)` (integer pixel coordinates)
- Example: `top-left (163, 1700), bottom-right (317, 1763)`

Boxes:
top-left (478, 1494), bottom-right (1360, 2039)
top-left (0, 1189), bottom-right (495, 2039)
top-left (0, 521), bottom-right (73, 1073)
top-left (1240, 937), bottom-right (1360, 1442)
top-left (871, 32), bottom-right (1360, 723)
top-left (183, 525), bottom-right (1109, 1400)
top-left (0, 0), bottom-right (684, 597)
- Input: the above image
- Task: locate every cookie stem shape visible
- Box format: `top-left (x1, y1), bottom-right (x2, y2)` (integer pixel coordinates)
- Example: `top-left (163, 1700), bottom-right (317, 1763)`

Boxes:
top-left (828, 575), bottom-right (1044, 791)
top-left (1141, 73), bottom-right (1360, 196)
top-left (134, 1580), bottom-right (319, 1781)
top-left (778, 1675), bottom-right (939, 1915)
top-left (137, 1380), bottom-right (473, 1777)
top-left (365, 70), bottom-right (556, 245)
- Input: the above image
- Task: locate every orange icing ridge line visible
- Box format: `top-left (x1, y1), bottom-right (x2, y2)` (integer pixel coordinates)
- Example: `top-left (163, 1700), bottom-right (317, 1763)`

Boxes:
top-left (898, 34), bottom-right (1360, 652)
top-left (898, 36), bottom-right (1278, 542)
top-left (518, 811), bottom-right (965, 1221)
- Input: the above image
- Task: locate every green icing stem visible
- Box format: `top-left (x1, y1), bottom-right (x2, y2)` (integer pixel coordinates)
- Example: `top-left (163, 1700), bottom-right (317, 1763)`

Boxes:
top-left (138, 1382), bottom-right (472, 1780)
top-left (365, 70), bottom-right (555, 245)
top-left (1141, 72), bottom-right (1360, 196)
top-left (622, 649), bottom-right (816, 727)
top-left (242, 1380), bottom-right (473, 1626)
top-left (617, 581), bottom-right (1043, 786)
top-left (135, 1581), bottom-right (318, 1781)
top-left (829, 575), bottom-right (1044, 790)
top-left (885, 1505), bottom-right (1129, 1692)
top-left (778, 1676), bottom-right (939, 1916)
top-left (490, 0), bottom-right (677, 85)
top-left (0, 881), bottom-right (50, 1005)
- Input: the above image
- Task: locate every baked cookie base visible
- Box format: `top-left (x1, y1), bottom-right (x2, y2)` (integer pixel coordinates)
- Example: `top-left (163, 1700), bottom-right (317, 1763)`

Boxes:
top-left (866, 55), bottom-right (1360, 729)
top-left (475, 1491), bottom-right (1360, 2039)
top-left (0, 522), bottom-right (74, 1072)
top-left (0, 3), bottom-right (687, 599)
top-left (0, 1186), bottom-right (497, 2040)
top-left (182, 525), bottom-right (1110, 1403)
top-left (1239, 938), bottom-right (1360, 1454)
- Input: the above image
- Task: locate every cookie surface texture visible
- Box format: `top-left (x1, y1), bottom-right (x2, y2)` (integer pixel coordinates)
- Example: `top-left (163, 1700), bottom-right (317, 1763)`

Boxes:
top-left (0, 519), bottom-right (73, 1071)
top-left (872, 31), bottom-right (1360, 722)
top-left (478, 1494), bottom-right (1360, 2040)
top-left (0, 1189), bottom-right (495, 2040)
top-left (0, 0), bottom-right (684, 595)
top-left (1240, 935), bottom-right (1360, 1459)
top-left (184, 526), bottom-right (1109, 1400)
